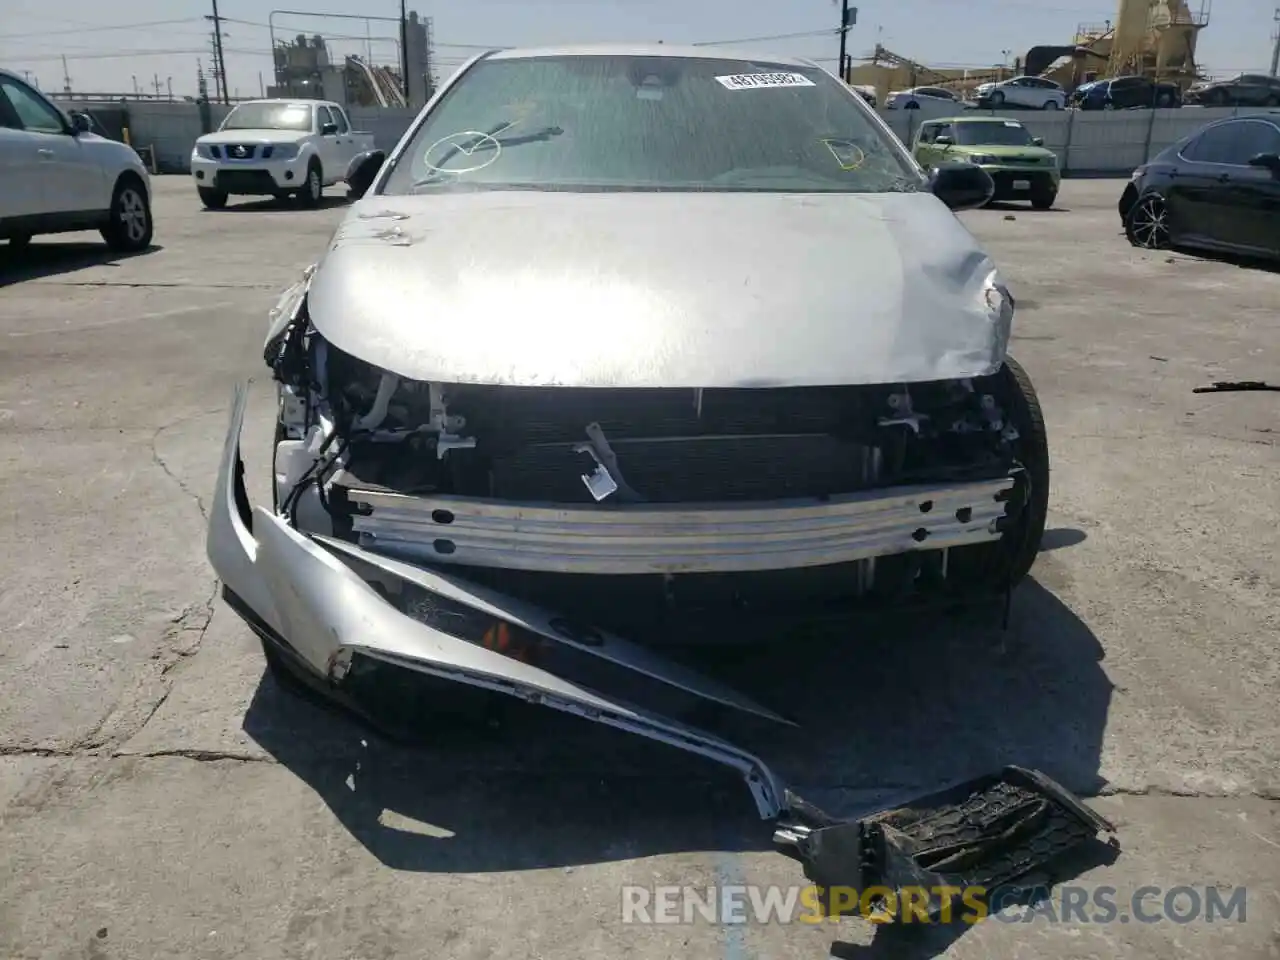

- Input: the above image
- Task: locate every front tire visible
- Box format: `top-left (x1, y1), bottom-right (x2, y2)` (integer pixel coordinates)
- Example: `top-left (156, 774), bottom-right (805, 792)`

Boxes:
top-left (1125, 193), bottom-right (1171, 249)
top-left (297, 162), bottom-right (323, 208)
top-left (101, 175), bottom-right (153, 252)
top-left (1030, 187), bottom-right (1057, 210)
top-left (949, 357), bottom-right (1050, 591)
top-left (1042, 100), bottom-right (1060, 110)
top-left (199, 187), bottom-right (228, 210)
top-left (988, 91), bottom-right (1005, 107)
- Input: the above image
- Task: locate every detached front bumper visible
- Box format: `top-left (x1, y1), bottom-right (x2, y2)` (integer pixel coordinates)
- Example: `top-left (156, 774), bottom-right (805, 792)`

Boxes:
top-left (209, 381), bottom-right (1117, 903)
top-left (209, 384), bottom-right (790, 818)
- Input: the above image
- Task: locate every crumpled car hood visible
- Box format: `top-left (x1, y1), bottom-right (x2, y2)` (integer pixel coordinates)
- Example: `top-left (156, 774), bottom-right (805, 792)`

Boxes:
top-left (307, 190), bottom-right (1011, 388)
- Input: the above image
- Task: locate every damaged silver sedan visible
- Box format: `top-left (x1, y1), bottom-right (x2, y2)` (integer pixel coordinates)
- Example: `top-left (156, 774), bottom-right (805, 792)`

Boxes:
top-left (209, 44), bottom-right (1112, 907)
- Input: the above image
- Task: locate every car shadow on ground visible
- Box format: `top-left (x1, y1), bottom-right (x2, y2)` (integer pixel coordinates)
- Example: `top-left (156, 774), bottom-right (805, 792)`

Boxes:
top-left (1040, 526), bottom-right (1087, 551)
top-left (982, 202), bottom-right (1071, 214)
top-left (242, 569), bottom-right (1112, 906)
top-left (205, 196), bottom-right (351, 213)
top-left (0, 242), bottom-right (160, 286)
top-left (1167, 246), bottom-right (1280, 275)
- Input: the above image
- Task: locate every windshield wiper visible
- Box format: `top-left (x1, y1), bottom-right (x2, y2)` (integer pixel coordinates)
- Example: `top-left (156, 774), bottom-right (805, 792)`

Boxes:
top-left (410, 123), bottom-right (563, 190)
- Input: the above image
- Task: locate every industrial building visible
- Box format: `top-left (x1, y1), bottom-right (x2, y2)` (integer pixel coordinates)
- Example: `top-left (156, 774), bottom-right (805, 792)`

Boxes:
top-left (267, 11), bottom-right (435, 109)
top-left (847, 0), bottom-right (1211, 105)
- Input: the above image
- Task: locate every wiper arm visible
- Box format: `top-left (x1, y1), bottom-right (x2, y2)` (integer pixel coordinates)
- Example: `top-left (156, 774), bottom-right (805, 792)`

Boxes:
top-left (411, 123), bottom-right (563, 189)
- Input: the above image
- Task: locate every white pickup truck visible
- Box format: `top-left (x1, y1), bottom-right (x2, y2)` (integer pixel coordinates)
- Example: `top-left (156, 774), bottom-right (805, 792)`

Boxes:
top-left (190, 99), bottom-right (375, 209)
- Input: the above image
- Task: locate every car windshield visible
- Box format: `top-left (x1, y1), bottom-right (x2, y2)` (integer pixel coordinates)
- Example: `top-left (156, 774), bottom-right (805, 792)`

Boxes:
top-left (954, 121), bottom-right (1035, 146)
top-left (221, 102), bottom-right (313, 131)
top-left (378, 54), bottom-right (921, 195)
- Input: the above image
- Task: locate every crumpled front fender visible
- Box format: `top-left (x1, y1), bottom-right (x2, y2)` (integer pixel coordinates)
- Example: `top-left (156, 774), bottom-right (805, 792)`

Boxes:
top-left (206, 382), bottom-right (788, 818)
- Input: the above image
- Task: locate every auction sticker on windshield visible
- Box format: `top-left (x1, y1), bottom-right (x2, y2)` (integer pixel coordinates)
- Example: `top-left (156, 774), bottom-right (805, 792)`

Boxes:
top-left (715, 73), bottom-right (816, 90)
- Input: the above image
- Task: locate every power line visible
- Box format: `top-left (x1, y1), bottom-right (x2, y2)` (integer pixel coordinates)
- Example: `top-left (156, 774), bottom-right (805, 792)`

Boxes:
top-left (693, 28), bottom-right (838, 47)
top-left (10, 49), bottom-right (212, 62)
top-left (0, 18), bottom-right (204, 40)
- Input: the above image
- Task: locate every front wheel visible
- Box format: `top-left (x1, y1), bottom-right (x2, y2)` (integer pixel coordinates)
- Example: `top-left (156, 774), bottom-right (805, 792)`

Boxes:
top-left (1125, 193), bottom-right (1171, 249)
top-left (297, 163), bottom-right (323, 208)
top-left (101, 176), bottom-right (153, 252)
top-left (1042, 99), bottom-right (1060, 110)
top-left (988, 91), bottom-right (1005, 107)
top-left (947, 356), bottom-right (1049, 591)
top-left (1030, 188), bottom-right (1057, 210)
top-left (198, 187), bottom-right (228, 210)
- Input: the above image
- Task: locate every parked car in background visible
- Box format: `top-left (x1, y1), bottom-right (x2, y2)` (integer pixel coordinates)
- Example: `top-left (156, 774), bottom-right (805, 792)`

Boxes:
top-left (1183, 74), bottom-right (1280, 108)
top-left (1119, 113), bottom-right (1280, 260)
top-left (848, 84), bottom-right (878, 107)
top-left (885, 86), bottom-right (961, 110)
top-left (913, 116), bottom-right (1061, 208)
top-left (974, 76), bottom-right (1066, 110)
top-left (1070, 75), bottom-right (1181, 110)
top-left (190, 98), bottom-right (375, 209)
top-left (0, 68), bottom-right (153, 252)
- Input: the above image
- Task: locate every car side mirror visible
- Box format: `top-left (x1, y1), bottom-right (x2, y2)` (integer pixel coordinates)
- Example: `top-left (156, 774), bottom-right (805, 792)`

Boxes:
top-left (1247, 152), bottom-right (1280, 174)
top-left (1032, 136), bottom-right (1044, 146)
top-left (346, 149), bottom-right (386, 199)
top-left (321, 121), bottom-right (339, 136)
top-left (69, 111), bottom-right (92, 135)
top-left (928, 161), bottom-right (994, 211)
top-left (934, 135), bottom-right (953, 146)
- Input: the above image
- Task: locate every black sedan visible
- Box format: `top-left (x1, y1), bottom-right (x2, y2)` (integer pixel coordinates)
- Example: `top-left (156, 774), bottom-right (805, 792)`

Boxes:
top-left (1119, 113), bottom-right (1280, 260)
top-left (1184, 73), bottom-right (1280, 108)
top-left (1070, 75), bottom-right (1181, 110)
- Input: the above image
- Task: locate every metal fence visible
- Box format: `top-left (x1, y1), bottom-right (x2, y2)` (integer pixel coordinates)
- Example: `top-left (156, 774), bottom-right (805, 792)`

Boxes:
top-left (879, 102), bottom-right (1269, 176)
top-left (59, 96), bottom-right (1270, 178)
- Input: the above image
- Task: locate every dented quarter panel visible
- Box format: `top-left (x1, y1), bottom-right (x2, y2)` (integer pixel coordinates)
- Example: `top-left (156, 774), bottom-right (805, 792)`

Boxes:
top-left (306, 190), bottom-right (1010, 388)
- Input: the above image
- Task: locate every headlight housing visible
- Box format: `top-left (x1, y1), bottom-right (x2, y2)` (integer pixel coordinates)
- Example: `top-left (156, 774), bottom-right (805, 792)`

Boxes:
top-left (194, 143), bottom-right (214, 160)
top-left (270, 143), bottom-right (301, 161)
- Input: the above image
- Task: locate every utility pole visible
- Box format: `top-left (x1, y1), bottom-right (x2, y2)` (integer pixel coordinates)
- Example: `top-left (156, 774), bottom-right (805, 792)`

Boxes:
top-left (400, 0), bottom-right (411, 104)
top-left (836, 1), bottom-right (857, 83)
top-left (1270, 7), bottom-right (1280, 77)
top-left (206, 0), bottom-right (229, 104)
top-left (61, 55), bottom-right (72, 94)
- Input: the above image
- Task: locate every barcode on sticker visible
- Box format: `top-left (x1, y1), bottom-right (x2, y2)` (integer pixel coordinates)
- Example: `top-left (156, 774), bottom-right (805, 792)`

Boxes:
top-left (715, 72), bottom-right (815, 90)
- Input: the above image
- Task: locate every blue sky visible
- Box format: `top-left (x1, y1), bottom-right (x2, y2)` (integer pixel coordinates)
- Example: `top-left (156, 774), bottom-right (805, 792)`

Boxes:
top-left (1, 0), bottom-right (1272, 98)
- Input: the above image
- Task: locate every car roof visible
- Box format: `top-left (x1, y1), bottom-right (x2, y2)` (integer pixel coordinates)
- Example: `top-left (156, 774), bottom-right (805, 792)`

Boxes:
top-left (485, 43), bottom-right (817, 67)
top-left (232, 98), bottom-right (324, 105)
top-left (927, 116), bottom-right (1026, 124)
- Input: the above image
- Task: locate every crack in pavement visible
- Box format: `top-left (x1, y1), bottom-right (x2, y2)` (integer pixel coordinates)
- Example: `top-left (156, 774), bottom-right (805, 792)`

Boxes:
top-left (148, 410), bottom-right (225, 521)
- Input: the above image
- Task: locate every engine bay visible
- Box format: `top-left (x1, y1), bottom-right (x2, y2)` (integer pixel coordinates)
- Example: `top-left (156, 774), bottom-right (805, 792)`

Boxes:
top-left (264, 305), bottom-right (1029, 637)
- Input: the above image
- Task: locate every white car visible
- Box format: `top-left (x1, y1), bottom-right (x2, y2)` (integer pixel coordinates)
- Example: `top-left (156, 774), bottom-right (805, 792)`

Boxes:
top-left (0, 68), bottom-right (153, 252)
top-left (191, 99), bottom-right (376, 209)
top-left (974, 76), bottom-right (1066, 110)
top-left (885, 86), bottom-right (961, 110)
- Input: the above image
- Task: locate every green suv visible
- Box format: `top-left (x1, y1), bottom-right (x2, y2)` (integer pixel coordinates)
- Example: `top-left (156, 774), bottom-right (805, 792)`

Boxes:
top-left (912, 117), bottom-right (1061, 209)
